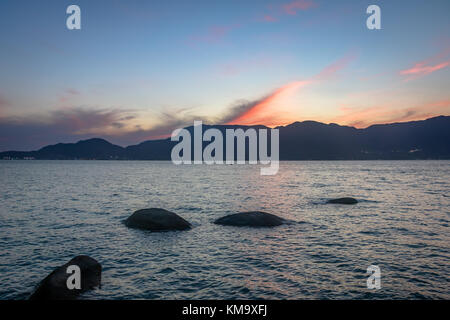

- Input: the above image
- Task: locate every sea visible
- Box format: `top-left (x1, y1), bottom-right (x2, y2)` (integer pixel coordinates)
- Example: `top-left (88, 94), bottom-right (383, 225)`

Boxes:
top-left (0, 160), bottom-right (449, 299)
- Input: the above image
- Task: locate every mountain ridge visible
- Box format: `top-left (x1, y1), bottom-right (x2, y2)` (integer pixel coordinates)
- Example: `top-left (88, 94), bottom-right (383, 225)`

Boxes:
top-left (1, 116), bottom-right (449, 160)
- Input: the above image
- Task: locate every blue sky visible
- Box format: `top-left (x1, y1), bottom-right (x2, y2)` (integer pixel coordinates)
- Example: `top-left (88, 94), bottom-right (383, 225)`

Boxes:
top-left (0, 0), bottom-right (449, 150)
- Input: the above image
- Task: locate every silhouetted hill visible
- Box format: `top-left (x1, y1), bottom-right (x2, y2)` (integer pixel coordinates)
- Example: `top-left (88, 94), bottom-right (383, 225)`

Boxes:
top-left (1, 116), bottom-right (449, 160)
top-left (1, 138), bottom-right (125, 160)
top-left (37, 138), bottom-right (126, 159)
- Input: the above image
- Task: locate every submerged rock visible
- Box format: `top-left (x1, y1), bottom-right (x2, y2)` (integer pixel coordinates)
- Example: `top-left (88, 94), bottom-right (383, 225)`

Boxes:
top-left (29, 255), bottom-right (101, 300)
top-left (327, 197), bottom-right (358, 204)
top-left (214, 211), bottom-right (285, 227)
top-left (124, 208), bottom-right (191, 231)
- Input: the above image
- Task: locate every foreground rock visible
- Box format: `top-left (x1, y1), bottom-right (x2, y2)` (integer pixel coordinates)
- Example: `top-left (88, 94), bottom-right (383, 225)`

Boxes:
top-left (29, 255), bottom-right (101, 300)
top-left (214, 211), bottom-right (285, 227)
top-left (327, 197), bottom-right (358, 204)
top-left (124, 208), bottom-right (191, 231)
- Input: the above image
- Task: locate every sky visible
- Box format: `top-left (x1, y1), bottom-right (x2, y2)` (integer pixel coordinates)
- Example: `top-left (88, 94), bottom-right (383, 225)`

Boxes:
top-left (0, 0), bottom-right (449, 151)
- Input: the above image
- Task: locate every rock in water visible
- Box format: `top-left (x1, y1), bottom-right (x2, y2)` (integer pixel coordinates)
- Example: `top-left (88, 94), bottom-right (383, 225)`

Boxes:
top-left (214, 211), bottom-right (285, 227)
top-left (327, 197), bottom-right (358, 204)
top-left (29, 255), bottom-right (101, 300)
top-left (124, 208), bottom-right (191, 231)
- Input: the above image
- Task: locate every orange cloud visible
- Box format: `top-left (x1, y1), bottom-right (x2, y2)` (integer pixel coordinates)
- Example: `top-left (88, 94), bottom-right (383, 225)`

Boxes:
top-left (225, 53), bottom-right (356, 126)
top-left (226, 81), bottom-right (312, 126)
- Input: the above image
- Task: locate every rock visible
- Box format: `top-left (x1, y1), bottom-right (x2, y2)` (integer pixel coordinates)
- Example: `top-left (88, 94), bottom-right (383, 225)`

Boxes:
top-left (214, 211), bottom-right (285, 227)
top-left (124, 208), bottom-right (191, 231)
top-left (327, 197), bottom-right (358, 204)
top-left (29, 255), bottom-right (101, 300)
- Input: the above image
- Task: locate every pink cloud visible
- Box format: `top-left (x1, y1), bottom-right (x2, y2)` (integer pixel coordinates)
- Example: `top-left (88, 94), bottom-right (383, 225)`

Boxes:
top-left (400, 61), bottom-right (449, 77)
top-left (282, 0), bottom-right (317, 15)
top-left (258, 0), bottom-right (317, 23)
top-left (399, 48), bottom-right (450, 80)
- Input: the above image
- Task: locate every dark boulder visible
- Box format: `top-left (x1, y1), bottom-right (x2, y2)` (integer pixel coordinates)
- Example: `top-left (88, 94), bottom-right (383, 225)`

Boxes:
top-left (214, 211), bottom-right (285, 227)
top-left (124, 208), bottom-right (191, 231)
top-left (29, 255), bottom-right (101, 300)
top-left (327, 197), bottom-right (358, 204)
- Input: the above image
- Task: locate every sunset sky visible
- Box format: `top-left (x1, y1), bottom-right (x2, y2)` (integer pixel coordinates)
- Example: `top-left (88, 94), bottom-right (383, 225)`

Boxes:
top-left (0, 0), bottom-right (449, 151)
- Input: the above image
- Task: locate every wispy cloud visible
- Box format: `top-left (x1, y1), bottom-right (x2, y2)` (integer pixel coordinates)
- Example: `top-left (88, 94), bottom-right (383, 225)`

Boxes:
top-left (282, 0), bottom-right (317, 15)
top-left (260, 0), bottom-right (317, 22)
top-left (400, 61), bottom-right (449, 78)
top-left (399, 48), bottom-right (450, 80)
top-left (222, 52), bottom-right (357, 126)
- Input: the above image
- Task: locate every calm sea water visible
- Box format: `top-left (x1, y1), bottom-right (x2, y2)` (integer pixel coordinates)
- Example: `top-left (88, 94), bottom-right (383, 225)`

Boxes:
top-left (0, 160), bottom-right (449, 299)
